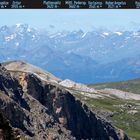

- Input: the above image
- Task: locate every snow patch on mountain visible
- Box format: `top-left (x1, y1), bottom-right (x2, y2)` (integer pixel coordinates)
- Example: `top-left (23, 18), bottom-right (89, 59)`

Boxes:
top-left (81, 32), bottom-right (87, 38)
top-left (49, 32), bottom-right (66, 38)
top-left (5, 34), bottom-right (15, 41)
top-left (114, 32), bottom-right (122, 36)
top-left (16, 23), bottom-right (21, 28)
top-left (103, 32), bottom-right (109, 36)
top-left (27, 28), bottom-right (31, 32)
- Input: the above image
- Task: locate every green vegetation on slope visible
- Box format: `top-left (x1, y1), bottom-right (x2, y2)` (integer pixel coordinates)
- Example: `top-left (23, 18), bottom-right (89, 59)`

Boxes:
top-left (74, 92), bottom-right (140, 140)
top-left (88, 78), bottom-right (140, 94)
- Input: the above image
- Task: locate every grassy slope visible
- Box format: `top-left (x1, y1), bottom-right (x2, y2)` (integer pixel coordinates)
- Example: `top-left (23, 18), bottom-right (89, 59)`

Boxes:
top-left (88, 78), bottom-right (140, 94)
top-left (74, 93), bottom-right (140, 140)
top-left (87, 78), bottom-right (140, 139)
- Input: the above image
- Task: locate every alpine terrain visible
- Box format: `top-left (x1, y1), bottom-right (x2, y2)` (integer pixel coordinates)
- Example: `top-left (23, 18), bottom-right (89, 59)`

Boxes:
top-left (0, 60), bottom-right (131, 140)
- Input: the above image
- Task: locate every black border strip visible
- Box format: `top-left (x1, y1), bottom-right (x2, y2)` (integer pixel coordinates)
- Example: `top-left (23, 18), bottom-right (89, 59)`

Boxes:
top-left (0, 0), bottom-right (140, 9)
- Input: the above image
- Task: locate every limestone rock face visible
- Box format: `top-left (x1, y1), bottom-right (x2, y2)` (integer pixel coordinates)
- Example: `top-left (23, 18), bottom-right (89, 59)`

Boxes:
top-left (0, 63), bottom-right (130, 140)
top-left (59, 79), bottom-right (97, 93)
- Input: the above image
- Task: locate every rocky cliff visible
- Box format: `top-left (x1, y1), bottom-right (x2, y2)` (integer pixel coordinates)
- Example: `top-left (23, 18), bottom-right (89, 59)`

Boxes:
top-left (0, 62), bottom-right (130, 140)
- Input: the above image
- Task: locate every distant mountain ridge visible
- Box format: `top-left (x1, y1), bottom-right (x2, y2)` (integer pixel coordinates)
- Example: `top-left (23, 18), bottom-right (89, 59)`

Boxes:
top-left (0, 24), bottom-right (140, 83)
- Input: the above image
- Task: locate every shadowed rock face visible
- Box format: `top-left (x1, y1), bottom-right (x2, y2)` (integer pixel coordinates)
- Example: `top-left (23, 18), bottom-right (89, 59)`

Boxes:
top-left (0, 63), bottom-right (130, 140)
top-left (0, 111), bottom-right (19, 140)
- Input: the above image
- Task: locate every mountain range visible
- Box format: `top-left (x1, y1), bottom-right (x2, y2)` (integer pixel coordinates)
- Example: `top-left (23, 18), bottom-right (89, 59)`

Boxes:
top-left (0, 24), bottom-right (140, 83)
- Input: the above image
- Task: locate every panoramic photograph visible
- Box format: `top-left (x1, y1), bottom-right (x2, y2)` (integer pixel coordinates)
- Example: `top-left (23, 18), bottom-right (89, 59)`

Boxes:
top-left (0, 9), bottom-right (140, 140)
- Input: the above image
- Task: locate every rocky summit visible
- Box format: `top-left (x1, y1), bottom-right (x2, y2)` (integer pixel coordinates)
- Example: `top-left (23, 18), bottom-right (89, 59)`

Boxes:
top-left (0, 61), bottom-right (130, 140)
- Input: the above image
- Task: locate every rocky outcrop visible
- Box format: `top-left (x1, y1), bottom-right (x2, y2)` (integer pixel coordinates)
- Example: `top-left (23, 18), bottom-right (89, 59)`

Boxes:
top-left (0, 62), bottom-right (130, 140)
top-left (59, 79), bottom-right (97, 93)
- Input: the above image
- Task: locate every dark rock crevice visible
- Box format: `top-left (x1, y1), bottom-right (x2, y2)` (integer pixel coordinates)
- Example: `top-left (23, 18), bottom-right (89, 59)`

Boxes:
top-left (0, 64), bottom-right (30, 111)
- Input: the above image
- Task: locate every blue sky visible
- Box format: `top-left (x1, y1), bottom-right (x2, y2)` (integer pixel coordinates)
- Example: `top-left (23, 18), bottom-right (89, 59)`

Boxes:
top-left (0, 10), bottom-right (140, 31)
